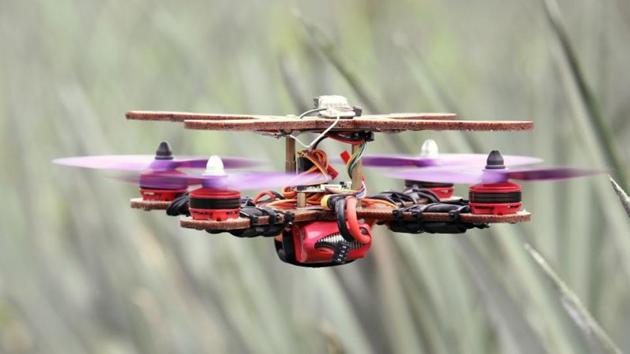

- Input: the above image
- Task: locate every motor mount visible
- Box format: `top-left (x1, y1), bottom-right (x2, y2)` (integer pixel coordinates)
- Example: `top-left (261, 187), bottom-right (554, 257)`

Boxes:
top-left (468, 151), bottom-right (522, 215)
top-left (138, 142), bottom-right (188, 201)
top-left (469, 182), bottom-right (522, 215)
top-left (189, 188), bottom-right (241, 221)
top-left (139, 170), bottom-right (188, 201)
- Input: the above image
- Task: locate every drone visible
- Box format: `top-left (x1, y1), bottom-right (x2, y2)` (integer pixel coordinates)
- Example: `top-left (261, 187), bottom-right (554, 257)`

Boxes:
top-left (55, 95), bottom-right (601, 267)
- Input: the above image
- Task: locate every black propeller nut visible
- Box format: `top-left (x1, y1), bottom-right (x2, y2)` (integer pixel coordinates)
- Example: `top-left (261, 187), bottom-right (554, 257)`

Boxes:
top-left (155, 141), bottom-right (174, 160)
top-left (485, 150), bottom-right (505, 170)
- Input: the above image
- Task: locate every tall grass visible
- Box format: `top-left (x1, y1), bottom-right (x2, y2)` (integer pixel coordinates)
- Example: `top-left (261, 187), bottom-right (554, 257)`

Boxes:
top-left (0, 1), bottom-right (628, 353)
top-left (610, 177), bottom-right (630, 217)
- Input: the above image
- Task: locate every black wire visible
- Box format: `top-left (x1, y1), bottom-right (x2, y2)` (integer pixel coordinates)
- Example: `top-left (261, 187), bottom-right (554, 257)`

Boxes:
top-left (334, 198), bottom-right (356, 242)
top-left (312, 132), bottom-right (366, 150)
top-left (311, 133), bottom-right (329, 150)
top-left (369, 191), bottom-right (415, 207)
top-left (166, 193), bottom-right (190, 216)
top-left (403, 187), bottom-right (441, 204)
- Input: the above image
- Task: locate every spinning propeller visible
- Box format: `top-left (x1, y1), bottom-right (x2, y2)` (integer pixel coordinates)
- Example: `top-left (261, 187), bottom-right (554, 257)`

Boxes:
top-left (53, 141), bottom-right (260, 172)
top-left (359, 139), bottom-right (543, 168)
top-left (54, 142), bottom-right (325, 204)
top-left (385, 150), bottom-right (602, 185)
top-left (118, 155), bottom-right (327, 221)
top-left (384, 150), bottom-right (602, 215)
top-left (122, 155), bottom-right (326, 191)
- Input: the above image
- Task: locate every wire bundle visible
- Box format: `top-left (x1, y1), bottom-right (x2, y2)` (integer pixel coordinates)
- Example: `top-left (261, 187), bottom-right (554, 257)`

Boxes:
top-left (253, 148), bottom-right (395, 211)
top-left (254, 148), bottom-right (333, 209)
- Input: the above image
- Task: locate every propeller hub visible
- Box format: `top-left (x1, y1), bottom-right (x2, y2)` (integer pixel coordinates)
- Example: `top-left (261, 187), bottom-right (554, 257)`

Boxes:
top-left (485, 150), bottom-right (505, 170)
top-left (203, 155), bottom-right (227, 176)
top-left (154, 141), bottom-right (174, 160)
top-left (420, 139), bottom-right (439, 158)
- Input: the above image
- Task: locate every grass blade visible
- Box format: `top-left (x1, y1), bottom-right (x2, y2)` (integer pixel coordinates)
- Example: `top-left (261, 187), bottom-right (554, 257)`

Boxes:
top-left (524, 243), bottom-right (622, 354)
top-left (294, 12), bottom-right (380, 113)
top-left (394, 39), bottom-right (484, 153)
top-left (278, 55), bottom-right (310, 112)
top-left (294, 12), bottom-right (411, 153)
top-left (457, 240), bottom-right (547, 354)
top-left (543, 0), bottom-right (628, 190)
top-left (609, 176), bottom-right (630, 218)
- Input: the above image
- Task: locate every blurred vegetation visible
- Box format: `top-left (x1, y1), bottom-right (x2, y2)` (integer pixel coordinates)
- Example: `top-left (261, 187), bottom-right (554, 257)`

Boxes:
top-left (1, 0), bottom-right (629, 353)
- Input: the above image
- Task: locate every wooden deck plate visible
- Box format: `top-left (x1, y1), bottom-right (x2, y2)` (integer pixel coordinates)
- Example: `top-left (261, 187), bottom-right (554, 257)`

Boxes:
top-left (127, 110), bottom-right (533, 134)
top-left (126, 111), bottom-right (457, 122)
top-left (180, 208), bottom-right (531, 231)
top-left (129, 199), bottom-right (531, 230)
top-left (130, 198), bottom-right (171, 210)
top-left (183, 118), bottom-right (533, 133)
top-left (126, 111), bottom-right (277, 122)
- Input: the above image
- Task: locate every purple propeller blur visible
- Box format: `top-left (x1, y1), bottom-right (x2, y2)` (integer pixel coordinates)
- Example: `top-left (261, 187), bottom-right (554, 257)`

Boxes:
top-left (120, 171), bottom-right (328, 191)
top-left (386, 165), bottom-right (603, 185)
top-left (355, 140), bottom-right (542, 169)
top-left (53, 155), bottom-right (260, 171)
top-left (359, 153), bottom-right (542, 168)
top-left (53, 141), bottom-right (262, 171)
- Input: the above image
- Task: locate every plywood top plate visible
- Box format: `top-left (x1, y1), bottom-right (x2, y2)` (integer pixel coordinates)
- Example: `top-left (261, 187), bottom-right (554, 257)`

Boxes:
top-left (126, 111), bottom-right (457, 122)
top-left (183, 118), bottom-right (533, 133)
top-left (126, 110), bottom-right (533, 133)
top-left (126, 111), bottom-right (278, 121)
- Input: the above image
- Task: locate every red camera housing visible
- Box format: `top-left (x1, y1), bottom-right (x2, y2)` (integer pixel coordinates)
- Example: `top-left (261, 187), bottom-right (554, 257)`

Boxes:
top-left (290, 221), bottom-right (372, 265)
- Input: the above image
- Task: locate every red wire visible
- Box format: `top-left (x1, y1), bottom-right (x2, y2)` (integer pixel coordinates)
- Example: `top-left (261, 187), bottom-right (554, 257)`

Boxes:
top-left (344, 196), bottom-right (371, 244)
top-left (253, 191), bottom-right (279, 204)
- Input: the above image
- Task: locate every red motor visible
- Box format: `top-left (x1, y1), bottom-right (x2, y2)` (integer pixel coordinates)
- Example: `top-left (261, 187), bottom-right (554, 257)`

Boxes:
top-left (469, 182), bottom-right (522, 215)
top-left (405, 180), bottom-right (454, 200)
top-left (189, 188), bottom-right (241, 221)
top-left (138, 141), bottom-right (188, 202)
top-left (139, 170), bottom-right (188, 202)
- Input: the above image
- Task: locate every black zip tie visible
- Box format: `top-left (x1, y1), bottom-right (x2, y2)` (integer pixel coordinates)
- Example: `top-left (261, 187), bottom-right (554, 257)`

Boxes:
top-left (239, 209), bottom-right (259, 226)
top-left (240, 197), bottom-right (256, 207)
top-left (282, 211), bottom-right (295, 226)
top-left (258, 206), bottom-right (278, 225)
top-left (447, 205), bottom-right (469, 221)
top-left (166, 193), bottom-right (190, 216)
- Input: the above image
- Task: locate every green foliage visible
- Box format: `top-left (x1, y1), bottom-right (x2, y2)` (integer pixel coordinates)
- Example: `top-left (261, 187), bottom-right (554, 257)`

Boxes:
top-left (0, 1), bottom-right (629, 353)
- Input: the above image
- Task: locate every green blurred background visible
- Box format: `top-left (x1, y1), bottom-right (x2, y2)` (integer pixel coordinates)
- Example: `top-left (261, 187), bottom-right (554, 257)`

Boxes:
top-left (1, 0), bottom-right (629, 353)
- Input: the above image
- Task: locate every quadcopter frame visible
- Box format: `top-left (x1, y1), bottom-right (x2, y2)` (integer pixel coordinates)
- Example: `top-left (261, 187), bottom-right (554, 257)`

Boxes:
top-left (127, 109), bottom-right (533, 231)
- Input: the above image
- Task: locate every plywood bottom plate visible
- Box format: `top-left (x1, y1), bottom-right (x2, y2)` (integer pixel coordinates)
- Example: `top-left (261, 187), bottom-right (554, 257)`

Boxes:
top-left (130, 198), bottom-right (171, 210)
top-left (180, 208), bottom-right (531, 231)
